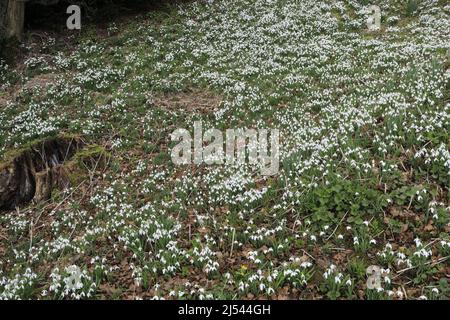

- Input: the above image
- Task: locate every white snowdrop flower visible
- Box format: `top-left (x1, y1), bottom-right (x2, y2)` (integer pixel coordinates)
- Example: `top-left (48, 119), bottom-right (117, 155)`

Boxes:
top-left (64, 265), bottom-right (83, 291)
top-left (397, 252), bottom-right (406, 260)
top-left (301, 262), bottom-right (312, 268)
top-left (414, 238), bottom-right (422, 247)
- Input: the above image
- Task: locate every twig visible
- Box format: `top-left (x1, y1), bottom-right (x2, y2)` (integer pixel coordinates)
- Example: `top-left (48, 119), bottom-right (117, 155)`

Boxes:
top-left (229, 228), bottom-right (236, 257)
top-left (302, 249), bottom-right (316, 261)
top-left (402, 286), bottom-right (408, 300)
top-left (29, 217), bottom-right (33, 255)
top-left (394, 256), bottom-right (449, 277)
top-left (50, 181), bottom-right (85, 215)
top-left (326, 211), bottom-right (348, 241)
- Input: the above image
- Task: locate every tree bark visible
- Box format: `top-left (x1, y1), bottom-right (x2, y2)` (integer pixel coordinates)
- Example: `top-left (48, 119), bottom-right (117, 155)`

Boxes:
top-left (5, 0), bottom-right (25, 40)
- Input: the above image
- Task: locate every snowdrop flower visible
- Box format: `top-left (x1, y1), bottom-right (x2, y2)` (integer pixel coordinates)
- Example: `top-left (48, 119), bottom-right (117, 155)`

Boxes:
top-left (300, 262), bottom-right (312, 268)
top-left (414, 238), bottom-right (423, 247)
top-left (64, 265), bottom-right (83, 291)
top-left (397, 252), bottom-right (406, 260)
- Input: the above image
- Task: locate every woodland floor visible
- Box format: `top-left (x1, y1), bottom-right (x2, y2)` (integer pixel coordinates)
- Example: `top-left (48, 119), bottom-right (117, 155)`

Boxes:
top-left (0, 0), bottom-right (449, 300)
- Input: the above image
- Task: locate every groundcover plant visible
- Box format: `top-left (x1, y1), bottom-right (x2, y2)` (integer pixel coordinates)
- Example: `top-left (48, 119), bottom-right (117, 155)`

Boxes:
top-left (0, 0), bottom-right (448, 300)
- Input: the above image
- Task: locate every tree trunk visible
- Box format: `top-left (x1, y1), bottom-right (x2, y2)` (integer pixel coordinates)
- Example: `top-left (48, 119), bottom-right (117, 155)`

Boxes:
top-left (5, 0), bottom-right (25, 40)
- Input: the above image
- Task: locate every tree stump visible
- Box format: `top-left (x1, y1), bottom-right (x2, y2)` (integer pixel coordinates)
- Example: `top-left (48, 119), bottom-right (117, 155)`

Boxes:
top-left (3, 0), bottom-right (25, 40)
top-left (0, 137), bottom-right (84, 210)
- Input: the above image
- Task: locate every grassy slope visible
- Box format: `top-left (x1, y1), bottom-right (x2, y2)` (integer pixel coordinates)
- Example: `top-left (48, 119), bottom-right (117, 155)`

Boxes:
top-left (0, 0), bottom-right (449, 299)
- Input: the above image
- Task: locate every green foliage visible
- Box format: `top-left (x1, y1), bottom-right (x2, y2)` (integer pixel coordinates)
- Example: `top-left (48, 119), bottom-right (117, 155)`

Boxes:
top-left (347, 258), bottom-right (367, 280)
top-left (302, 177), bottom-right (387, 224)
top-left (405, 0), bottom-right (420, 16)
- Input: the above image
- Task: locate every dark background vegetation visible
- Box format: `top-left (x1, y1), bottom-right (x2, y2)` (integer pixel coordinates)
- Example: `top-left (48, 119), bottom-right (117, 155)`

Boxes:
top-left (0, 0), bottom-right (181, 62)
top-left (25, 0), bottom-right (169, 29)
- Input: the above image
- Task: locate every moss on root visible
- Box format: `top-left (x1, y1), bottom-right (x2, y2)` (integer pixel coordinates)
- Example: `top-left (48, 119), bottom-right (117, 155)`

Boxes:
top-left (0, 135), bottom-right (107, 210)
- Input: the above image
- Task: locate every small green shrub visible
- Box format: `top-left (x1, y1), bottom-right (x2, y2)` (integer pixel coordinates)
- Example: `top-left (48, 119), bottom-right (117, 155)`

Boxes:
top-left (405, 0), bottom-right (420, 16)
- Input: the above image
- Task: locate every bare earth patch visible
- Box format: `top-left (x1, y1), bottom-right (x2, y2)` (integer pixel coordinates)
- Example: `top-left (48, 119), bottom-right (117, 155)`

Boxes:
top-left (0, 95), bottom-right (8, 108)
top-left (22, 73), bottom-right (56, 91)
top-left (153, 88), bottom-right (223, 114)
